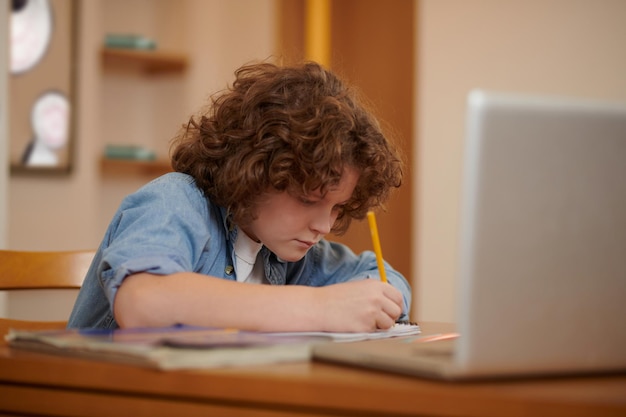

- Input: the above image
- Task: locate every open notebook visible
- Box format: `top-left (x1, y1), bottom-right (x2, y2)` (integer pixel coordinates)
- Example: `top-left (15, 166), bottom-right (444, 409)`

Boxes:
top-left (314, 90), bottom-right (626, 380)
top-left (6, 322), bottom-right (420, 370)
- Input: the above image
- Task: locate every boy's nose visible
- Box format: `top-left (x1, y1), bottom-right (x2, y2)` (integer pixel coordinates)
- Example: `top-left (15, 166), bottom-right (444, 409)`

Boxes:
top-left (310, 210), bottom-right (334, 235)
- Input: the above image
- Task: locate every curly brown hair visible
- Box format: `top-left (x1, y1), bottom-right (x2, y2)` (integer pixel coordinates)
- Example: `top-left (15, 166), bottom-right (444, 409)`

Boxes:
top-left (170, 61), bottom-right (403, 235)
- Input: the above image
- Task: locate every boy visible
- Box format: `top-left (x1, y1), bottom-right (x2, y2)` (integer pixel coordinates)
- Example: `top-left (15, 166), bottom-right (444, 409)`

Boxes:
top-left (68, 61), bottom-right (411, 331)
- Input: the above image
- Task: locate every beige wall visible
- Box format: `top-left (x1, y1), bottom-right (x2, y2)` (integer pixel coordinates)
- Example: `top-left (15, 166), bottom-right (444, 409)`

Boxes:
top-left (414, 0), bottom-right (626, 322)
top-left (0, 0), bottom-right (8, 316)
top-left (0, 0), bottom-right (8, 249)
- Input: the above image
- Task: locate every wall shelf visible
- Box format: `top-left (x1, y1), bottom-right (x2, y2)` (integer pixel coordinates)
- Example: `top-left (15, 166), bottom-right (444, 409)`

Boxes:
top-left (101, 47), bottom-right (188, 75)
top-left (100, 157), bottom-right (172, 177)
top-left (99, 46), bottom-right (186, 179)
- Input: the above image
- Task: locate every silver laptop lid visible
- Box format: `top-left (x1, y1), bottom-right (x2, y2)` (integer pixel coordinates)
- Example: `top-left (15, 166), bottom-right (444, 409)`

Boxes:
top-left (456, 90), bottom-right (626, 376)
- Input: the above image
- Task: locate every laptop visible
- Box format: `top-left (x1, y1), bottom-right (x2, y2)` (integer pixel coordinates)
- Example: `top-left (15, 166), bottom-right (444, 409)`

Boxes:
top-left (314, 90), bottom-right (626, 380)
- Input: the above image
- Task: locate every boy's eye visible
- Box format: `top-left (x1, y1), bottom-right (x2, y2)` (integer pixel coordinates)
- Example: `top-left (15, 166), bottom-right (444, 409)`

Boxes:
top-left (299, 197), bottom-right (317, 206)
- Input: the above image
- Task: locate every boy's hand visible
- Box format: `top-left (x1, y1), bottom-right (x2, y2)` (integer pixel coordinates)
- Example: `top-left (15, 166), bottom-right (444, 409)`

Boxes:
top-left (316, 279), bottom-right (404, 332)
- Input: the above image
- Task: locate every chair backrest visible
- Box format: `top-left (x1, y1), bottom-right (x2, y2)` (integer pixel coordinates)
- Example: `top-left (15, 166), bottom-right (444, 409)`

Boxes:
top-left (0, 249), bottom-right (95, 340)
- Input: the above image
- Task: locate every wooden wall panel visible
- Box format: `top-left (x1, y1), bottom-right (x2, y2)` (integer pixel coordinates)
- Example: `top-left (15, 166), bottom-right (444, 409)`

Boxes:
top-left (276, 0), bottom-right (415, 284)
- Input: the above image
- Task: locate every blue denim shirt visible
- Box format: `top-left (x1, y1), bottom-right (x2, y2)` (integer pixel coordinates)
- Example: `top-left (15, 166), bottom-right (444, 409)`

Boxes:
top-left (68, 173), bottom-right (411, 329)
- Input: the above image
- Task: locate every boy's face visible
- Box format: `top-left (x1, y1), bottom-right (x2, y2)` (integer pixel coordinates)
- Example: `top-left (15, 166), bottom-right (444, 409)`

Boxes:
top-left (241, 166), bottom-right (359, 262)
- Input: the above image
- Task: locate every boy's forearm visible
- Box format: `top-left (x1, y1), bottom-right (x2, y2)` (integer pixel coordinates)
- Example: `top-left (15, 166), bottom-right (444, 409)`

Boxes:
top-left (113, 272), bottom-right (323, 331)
top-left (113, 272), bottom-right (404, 332)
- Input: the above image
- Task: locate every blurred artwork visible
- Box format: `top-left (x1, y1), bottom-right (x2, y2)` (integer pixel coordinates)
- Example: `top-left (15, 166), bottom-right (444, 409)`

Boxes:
top-left (22, 91), bottom-right (70, 166)
top-left (9, 0), bottom-right (76, 174)
top-left (11, 0), bottom-right (53, 75)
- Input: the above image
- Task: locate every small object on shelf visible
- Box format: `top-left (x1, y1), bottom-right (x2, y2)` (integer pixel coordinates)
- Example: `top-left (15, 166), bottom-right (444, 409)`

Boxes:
top-left (104, 144), bottom-right (156, 161)
top-left (105, 33), bottom-right (156, 50)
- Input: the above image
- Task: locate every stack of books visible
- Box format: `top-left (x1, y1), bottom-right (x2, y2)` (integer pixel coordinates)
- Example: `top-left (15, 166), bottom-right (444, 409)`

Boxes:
top-left (105, 34), bottom-right (157, 50)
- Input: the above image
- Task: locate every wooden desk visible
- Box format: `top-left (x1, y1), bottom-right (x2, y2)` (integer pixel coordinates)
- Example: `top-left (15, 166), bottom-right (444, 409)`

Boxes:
top-left (0, 323), bottom-right (624, 417)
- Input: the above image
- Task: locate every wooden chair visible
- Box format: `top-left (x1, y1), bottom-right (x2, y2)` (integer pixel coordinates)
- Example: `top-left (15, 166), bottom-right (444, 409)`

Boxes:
top-left (0, 249), bottom-right (95, 341)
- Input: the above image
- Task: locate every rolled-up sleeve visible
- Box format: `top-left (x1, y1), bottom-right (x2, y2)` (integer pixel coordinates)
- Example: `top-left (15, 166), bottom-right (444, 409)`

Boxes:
top-left (96, 174), bottom-right (212, 309)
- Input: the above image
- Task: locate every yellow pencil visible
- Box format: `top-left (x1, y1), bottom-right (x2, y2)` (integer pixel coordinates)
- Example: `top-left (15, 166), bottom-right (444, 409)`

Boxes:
top-left (366, 211), bottom-right (388, 283)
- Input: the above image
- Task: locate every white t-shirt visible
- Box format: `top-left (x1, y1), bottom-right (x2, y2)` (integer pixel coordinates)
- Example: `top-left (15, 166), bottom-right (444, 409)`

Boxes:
top-left (233, 226), bottom-right (266, 284)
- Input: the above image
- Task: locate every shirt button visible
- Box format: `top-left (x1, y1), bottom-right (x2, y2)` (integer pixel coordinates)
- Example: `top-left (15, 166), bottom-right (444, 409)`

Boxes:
top-left (225, 265), bottom-right (234, 275)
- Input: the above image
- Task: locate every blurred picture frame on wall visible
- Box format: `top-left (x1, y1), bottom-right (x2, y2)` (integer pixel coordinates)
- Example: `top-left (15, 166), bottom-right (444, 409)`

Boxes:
top-left (9, 0), bottom-right (77, 175)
